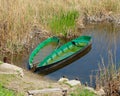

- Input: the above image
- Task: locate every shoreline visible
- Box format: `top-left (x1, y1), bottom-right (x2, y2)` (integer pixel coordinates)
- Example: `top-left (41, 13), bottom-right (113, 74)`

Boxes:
top-left (0, 62), bottom-right (68, 96)
top-left (0, 62), bottom-right (105, 96)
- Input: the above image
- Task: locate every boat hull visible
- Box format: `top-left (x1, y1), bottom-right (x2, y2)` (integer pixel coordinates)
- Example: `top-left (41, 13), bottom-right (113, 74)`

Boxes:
top-left (35, 42), bottom-right (92, 74)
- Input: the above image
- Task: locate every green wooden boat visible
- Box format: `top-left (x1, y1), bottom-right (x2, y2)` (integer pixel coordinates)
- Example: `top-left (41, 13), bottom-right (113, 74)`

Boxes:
top-left (29, 37), bottom-right (60, 69)
top-left (29, 35), bottom-right (92, 73)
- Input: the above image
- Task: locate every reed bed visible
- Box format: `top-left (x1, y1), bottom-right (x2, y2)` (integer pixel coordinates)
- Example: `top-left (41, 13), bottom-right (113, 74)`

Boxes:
top-left (95, 51), bottom-right (120, 96)
top-left (0, 0), bottom-right (120, 54)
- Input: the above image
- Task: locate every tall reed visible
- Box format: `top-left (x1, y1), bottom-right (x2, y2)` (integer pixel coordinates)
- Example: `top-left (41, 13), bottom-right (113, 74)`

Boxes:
top-left (0, 0), bottom-right (119, 54)
top-left (95, 51), bottom-right (120, 96)
top-left (48, 10), bottom-right (79, 36)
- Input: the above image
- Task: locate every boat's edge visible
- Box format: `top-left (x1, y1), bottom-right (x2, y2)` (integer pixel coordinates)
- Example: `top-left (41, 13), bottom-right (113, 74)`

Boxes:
top-left (35, 42), bottom-right (92, 74)
top-left (29, 37), bottom-right (59, 68)
top-left (38, 35), bottom-right (92, 68)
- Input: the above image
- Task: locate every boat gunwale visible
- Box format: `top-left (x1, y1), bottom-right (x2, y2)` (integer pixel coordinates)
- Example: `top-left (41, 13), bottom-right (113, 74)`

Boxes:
top-left (29, 37), bottom-right (60, 68)
top-left (35, 41), bottom-right (92, 74)
top-left (38, 36), bottom-right (92, 67)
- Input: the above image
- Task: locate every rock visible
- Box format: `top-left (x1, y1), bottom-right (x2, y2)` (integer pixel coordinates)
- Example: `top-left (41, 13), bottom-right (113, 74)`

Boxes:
top-left (58, 76), bottom-right (69, 83)
top-left (0, 63), bottom-right (24, 77)
top-left (58, 77), bottom-right (81, 87)
top-left (85, 86), bottom-right (105, 96)
top-left (85, 86), bottom-right (95, 93)
top-left (95, 88), bottom-right (105, 96)
top-left (84, 82), bottom-right (88, 86)
top-left (66, 79), bottom-right (81, 86)
top-left (118, 20), bottom-right (120, 25)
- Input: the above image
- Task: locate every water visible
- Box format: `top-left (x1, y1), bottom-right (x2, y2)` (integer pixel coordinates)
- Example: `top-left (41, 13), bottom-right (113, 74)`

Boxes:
top-left (32, 42), bottom-right (58, 65)
top-left (11, 23), bottom-right (120, 86)
top-left (46, 23), bottom-right (120, 85)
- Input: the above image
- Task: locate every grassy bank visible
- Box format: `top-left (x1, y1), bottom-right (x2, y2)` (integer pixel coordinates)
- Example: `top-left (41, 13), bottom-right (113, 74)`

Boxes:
top-left (0, 74), bottom-right (24, 96)
top-left (0, 83), bottom-right (23, 96)
top-left (0, 0), bottom-right (120, 54)
top-left (70, 87), bottom-right (96, 96)
top-left (0, 70), bottom-right (67, 96)
top-left (0, 83), bottom-right (18, 96)
top-left (0, 69), bottom-right (96, 96)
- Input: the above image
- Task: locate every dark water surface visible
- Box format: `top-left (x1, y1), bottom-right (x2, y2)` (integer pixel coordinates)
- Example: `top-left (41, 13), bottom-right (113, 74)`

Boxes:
top-left (12, 23), bottom-right (120, 86)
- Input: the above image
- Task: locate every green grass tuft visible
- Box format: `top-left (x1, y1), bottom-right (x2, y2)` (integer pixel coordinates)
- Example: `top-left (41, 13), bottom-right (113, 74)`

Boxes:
top-left (48, 10), bottom-right (79, 36)
top-left (0, 61), bottom-right (3, 64)
top-left (0, 83), bottom-right (15, 96)
top-left (70, 87), bottom-right (96, 96)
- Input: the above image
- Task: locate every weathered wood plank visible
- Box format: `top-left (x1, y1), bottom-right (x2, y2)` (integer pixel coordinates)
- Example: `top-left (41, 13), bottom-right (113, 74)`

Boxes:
top-left (28, 88), bottom-right (67, 96)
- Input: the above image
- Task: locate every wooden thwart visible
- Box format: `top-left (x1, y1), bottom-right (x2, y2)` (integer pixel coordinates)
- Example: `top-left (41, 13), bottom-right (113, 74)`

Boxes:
top-left (27, 88), bottom-right (67, 96)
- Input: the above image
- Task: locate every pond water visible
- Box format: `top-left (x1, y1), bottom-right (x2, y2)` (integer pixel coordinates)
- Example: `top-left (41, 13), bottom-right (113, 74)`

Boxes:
top-left (11, 23), bottom-right (120, 86)
top-left (45, 23), bottom-right (120, 85)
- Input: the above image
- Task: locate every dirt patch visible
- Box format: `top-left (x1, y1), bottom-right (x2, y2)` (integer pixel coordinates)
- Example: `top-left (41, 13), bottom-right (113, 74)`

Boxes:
top-left (0, 70), bottom-right (68, 96)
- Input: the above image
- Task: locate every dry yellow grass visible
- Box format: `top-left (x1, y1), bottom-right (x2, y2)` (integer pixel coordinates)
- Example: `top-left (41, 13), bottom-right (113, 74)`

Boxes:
top-left (0, 0), bottom-right (119, 53)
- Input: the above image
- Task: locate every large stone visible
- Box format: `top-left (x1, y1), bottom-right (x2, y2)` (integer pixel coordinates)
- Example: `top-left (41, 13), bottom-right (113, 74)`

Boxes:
top-left (84, 86), bottom-right (95, 93)
top-left (58, 77), bottom-right (69, 83)
top-left (95, 88), bottom-right (105, 96)
top-left (0, 63), bottom-right (24, 77)
top-left (85, 87), bottom-right (105, 96)
top-left (66, 80), bottom-right (81, 86)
